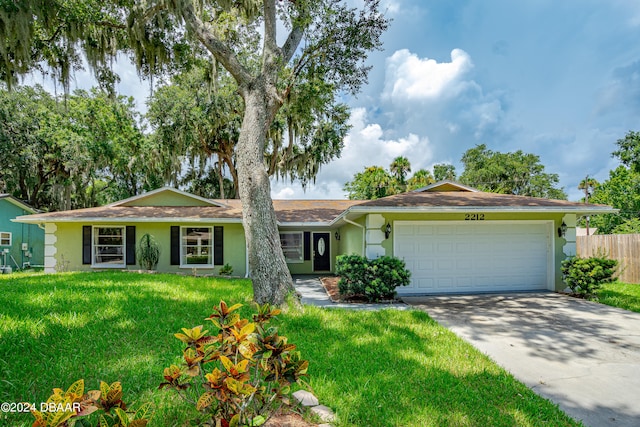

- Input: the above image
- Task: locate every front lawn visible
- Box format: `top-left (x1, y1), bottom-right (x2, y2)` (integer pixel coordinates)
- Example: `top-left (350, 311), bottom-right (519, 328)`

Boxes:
top-left (0, 272), bottom-right (580, 426)
top-left (596, 281), bottom-right (640, 313)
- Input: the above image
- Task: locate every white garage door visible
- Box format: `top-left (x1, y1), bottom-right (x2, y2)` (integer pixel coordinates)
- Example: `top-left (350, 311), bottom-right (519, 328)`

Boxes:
top-left (394, 221), bottom-right (552, 295)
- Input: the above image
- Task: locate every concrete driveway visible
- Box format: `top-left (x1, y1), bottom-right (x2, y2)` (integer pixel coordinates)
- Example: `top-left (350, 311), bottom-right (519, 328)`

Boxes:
top-left (403, 292), bottom-right (640, 427)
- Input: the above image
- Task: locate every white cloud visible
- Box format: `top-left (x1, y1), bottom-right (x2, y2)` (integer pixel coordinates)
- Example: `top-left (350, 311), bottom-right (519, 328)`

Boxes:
top-left (271, 187), bottom-right (296, 199)
top-left (376, 47), bottom-right (508, 159)
top-left (337, 108), bottom-right (430, 171)
top-left (271, 108), bottom-right (433, 199)
top-left (383, 48), bottom-right (474, 101)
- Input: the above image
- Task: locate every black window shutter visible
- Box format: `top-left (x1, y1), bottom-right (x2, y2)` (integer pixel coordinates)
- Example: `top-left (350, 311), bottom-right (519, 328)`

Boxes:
top-left (170, 226), bottom-right (180, 265)
top-left (126, 226), bottom-right (136, 265)
top-left (214, 226), bottom-right (224, 265)
top-left (82, 226), bottom-right (92, 265)
top-left (303, 232), bottom-right (311, 261)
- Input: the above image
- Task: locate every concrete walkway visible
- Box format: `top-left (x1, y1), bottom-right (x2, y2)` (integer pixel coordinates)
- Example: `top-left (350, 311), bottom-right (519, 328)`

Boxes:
top-left (404, 292), bottom-right (640, 427)
top-left (292, 275), bottom-right (409, 310)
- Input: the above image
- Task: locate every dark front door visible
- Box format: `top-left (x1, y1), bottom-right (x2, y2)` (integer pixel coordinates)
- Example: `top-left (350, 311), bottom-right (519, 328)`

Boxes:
top-left (313, 233), bottom-right (331, 271)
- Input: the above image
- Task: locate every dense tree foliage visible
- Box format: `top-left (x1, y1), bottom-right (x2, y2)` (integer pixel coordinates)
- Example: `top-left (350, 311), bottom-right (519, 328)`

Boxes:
top-left (613, 131), bottom-right (640, 173)
top-left (587, 166), bottom-right (640, 234)
top-left (0, 85), bottom-right (158, 210)
top-left (344, 166), bottom-right (394, 200)
top-left (612, 218), bottom-right (640, 234)
top-left (581, 133), bottom-right (640, 234)
top-left (146, 60), bottom-right (350, 199)
top-left (345, 159), bottom-right (438, 199)
top-left (344, 146), bottom-right (566, 200)
top-left (459, 144), bottom-right (567, 199)
top-left (406, 169), bottom-right (435, 191)
top-left (433, 163), bottom-right (456, 181)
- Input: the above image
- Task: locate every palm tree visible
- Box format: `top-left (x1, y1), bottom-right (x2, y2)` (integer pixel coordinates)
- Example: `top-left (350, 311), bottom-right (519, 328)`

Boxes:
top-left (578, 176), bottom-right (598, 202)
top-left (390, 156), bottom-right (411, 186)
top-left (407, 169), bottom-right (435, 190)
top-left (578, 176), bottom-right (599, 234)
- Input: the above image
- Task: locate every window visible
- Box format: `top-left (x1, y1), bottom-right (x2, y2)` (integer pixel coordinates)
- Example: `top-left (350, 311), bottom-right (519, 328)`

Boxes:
top-left (181, 227), bottom-right (213, 266)
top-left (93, 227), bottom-right (125, 268)
top-left (0, 232), bottom-right (11, 246)
top-left (279, 232), bottom-right (303, 263)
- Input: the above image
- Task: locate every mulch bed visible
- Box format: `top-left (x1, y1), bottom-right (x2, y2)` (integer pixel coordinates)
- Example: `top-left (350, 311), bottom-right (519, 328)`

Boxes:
top-left (320, 276), bottom-right (370, 302)
top-left (264, 413), bottom-right (317, 427)
top-left (320, 276), bottom-right (342, 302)
top-left (320, 276), bottom-right (401, 304)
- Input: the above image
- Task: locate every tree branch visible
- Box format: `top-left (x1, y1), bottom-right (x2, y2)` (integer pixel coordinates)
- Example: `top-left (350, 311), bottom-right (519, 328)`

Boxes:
top-left (281, 26), bottom-right (304, 64)
top-left (95, 20), bottom-right (127, 30)
top-left (179, 0), bottom-right (252, 87)
top-left (263, 0), bottom-right (278, 57)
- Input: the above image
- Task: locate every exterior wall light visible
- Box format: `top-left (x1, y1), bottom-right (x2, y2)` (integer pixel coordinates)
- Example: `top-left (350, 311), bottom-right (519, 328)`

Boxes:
top-left (334, 231), bottom-right (340, 241)
top-left (385, 223), bottom-right (391, 239)
top-left (558, 221), bottom-right (568, 238)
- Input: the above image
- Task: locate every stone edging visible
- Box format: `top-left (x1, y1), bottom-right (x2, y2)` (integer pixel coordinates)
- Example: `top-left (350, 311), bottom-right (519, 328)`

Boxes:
top-left (292, 390), bottom-right (336, 426)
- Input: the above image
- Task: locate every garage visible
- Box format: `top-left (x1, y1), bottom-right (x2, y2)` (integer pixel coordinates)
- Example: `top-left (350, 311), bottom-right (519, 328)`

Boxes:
top-left (394, 221), bottom-right (553, 295)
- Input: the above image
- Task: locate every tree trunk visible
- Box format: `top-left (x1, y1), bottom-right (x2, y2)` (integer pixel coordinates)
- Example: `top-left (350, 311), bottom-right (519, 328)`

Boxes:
top-left (217, 154), bottom-right (225, 199)
top-left (236, 85), bottom-right (295, 305)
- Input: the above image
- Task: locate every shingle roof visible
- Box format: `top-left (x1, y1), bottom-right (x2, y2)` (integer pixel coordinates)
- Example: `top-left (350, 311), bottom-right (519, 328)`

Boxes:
top-left (353, 191), bottom-right (613, 211)
top-left (15, 199), bottom-right (364, 224)
top-left (13, 205), bottom-right (243, 222)
top-left (14, 189), bottom-right (615, 225)
top-left (272, 200), bottom-right (363, 223)
top-left (204, 199), bottom-right (363, 223)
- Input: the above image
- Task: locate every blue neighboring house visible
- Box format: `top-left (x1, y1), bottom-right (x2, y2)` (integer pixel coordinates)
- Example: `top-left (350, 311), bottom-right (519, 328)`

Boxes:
top-left (0, 194), bottom-right (44, 271)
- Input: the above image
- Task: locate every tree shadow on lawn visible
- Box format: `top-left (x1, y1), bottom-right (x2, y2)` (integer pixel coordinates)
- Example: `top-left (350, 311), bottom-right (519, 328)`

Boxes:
top-left (280, 307), bottom-right (579, 427)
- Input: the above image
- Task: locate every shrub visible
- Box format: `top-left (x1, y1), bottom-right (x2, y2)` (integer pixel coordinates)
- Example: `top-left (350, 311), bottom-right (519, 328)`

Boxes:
top-left (159, 301), bottom-right (308, 427)
top-left (335, 254), bottom-right (368, 296)
top-left (219, 263), bottom-right (234, 276)
top-left (136, 233), bottom-right (161, 270)
top-left (336, 254), bottom-right (411, 302)
top-left (561, 255), bottom-right (618, 298)
top-left (30, 379), bottom-right (152, 427)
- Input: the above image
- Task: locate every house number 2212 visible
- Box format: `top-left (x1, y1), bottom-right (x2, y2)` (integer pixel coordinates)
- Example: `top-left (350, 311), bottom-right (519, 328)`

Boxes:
top-left (465, 213), bottom-right (485, 220)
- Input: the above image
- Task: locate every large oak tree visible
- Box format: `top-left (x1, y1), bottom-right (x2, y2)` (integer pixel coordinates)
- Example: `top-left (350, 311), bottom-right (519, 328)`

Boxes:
top-left (1, 0), bottom-right (388, 304)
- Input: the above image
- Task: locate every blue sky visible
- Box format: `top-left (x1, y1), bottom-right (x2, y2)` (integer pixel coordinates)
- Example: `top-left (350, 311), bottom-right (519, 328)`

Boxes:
top-left (28, 1), bottom-right (640, 202)
top-left (272, 0), bottom-right (640, 201)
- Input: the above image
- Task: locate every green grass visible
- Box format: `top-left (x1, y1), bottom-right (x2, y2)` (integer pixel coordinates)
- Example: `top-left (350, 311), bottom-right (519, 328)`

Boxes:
top-left (596, 281), bottom-right (640, 313)
top-left (0, 271), bottom-right (581, 426)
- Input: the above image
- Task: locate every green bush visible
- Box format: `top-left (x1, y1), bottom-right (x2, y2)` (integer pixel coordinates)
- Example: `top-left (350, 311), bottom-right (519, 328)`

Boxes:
top-left (561, 256), bottom-right (618, 298)
top-left (219, 263), bottom-right (234, 276)
top-left (336, 254), bottom-right (411, 302)
top-left (335, 254), bottom-right (368, 295)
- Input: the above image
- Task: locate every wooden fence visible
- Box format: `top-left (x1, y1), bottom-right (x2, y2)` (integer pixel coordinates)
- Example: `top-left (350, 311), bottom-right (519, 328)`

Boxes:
top-left (576, 234), bottom-right (640, 284)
